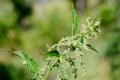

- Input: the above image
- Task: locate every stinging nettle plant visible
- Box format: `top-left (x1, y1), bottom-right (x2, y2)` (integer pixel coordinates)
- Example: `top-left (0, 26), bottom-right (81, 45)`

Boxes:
top-left (0, 4), bottom-right (101, 80)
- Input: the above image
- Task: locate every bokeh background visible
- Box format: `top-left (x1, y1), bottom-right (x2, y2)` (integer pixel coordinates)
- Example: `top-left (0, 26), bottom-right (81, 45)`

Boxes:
top-left (0, 0), bottom-right (120, 80)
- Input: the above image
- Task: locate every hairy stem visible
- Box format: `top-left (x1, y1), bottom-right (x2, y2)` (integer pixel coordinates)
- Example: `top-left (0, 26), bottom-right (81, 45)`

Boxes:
top-left (43, 67), bottom-right (52, 80)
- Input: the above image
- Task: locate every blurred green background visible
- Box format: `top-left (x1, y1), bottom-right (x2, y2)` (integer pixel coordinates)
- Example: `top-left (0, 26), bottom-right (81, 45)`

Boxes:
top-left (0, 0), bottom-right (120, 80)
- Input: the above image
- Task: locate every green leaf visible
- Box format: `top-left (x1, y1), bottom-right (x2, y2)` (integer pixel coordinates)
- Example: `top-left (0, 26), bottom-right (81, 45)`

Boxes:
top-left (86, 44), bottom-right (99, 53)
top-left (0, 48), bottom-right (38, 73)
top-left (72, 3), bottom-right (77, 35)
top-left (70, 46), bottom-right (76, 51)
top-left (42, 50), bottom-right (60, 57)
top-left (79, 37), bottom-right (84, 46)
top-left (10, 51), bottom-right (39, 74)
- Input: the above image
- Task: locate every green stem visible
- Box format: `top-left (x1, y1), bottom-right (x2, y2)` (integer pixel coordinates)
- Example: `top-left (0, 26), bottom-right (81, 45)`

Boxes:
top-left (43, 49), bottom-right (69, 80)
top-left (43, 67), bottom-right (52, 80)
top-left (43, 59), bottom-right (59, 80)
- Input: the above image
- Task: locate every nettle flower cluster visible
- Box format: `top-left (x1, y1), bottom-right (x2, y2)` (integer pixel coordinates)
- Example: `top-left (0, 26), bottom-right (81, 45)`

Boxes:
top-left (0, 5), bottom-right (101, 80)
top-left (37, 17), bottom-right (101, 80)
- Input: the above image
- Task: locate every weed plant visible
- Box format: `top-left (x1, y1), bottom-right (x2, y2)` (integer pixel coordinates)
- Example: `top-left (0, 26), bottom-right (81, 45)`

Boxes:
top-left (0, 4), bottom-right (101, 80)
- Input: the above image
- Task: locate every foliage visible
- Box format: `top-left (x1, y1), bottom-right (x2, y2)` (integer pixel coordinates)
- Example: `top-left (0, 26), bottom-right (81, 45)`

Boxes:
top-left (0, 3), bottom-right (101, 80)
top-left (37, 16), bottom-right (100, 80)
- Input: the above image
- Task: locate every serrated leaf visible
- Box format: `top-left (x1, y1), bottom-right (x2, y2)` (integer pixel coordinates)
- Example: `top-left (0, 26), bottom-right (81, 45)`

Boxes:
top-left (72, 3), bottom-right (77, 35)
top-left (86, 44), bottom-right (99, 53)
top-left (10, 51), bottom-right (39, 73)
top-left (42, 50), bottom-right (60, 57)
top-left (0, 48), bottom-right (39, 73)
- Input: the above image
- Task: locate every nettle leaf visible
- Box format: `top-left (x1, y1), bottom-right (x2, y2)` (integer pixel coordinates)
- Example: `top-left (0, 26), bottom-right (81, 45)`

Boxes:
top-left (10, 51), bottom-right (39, 74)
top-left (86, 44), bottom-right (99, 53)
top-left (72, 4), bottom-right (77, 35)
top-left (42, 50), bottom-right (60, 57)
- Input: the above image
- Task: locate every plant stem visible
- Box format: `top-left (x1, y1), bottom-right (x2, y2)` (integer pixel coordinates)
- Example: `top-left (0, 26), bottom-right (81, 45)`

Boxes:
top-left (43, 67), bottom-right (52, 80)
top-left (43, 59), bottom-right (59, 80)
